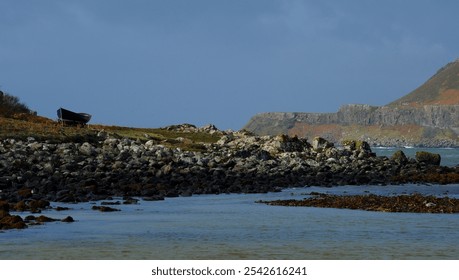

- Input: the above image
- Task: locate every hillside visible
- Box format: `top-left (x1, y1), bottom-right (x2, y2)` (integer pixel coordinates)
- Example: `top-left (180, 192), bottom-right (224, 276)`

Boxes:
top-left (389, 59), bottom-right (459, 107)
top-left (243, 59), bottom-right (459, 147)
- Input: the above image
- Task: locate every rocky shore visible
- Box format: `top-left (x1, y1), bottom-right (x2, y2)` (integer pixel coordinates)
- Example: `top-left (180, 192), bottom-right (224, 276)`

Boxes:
top-left (2, 125), bottom-right (459, 229)
top-left (258, 193), bottom-right (459, 213)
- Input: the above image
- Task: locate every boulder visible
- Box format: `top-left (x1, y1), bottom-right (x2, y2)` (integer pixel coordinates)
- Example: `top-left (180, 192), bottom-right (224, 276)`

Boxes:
top-left (415, 151), bottom-right (441, 166)
top-left (35, 215), bottom-right (59, 223)
top-left (391, 150), bottom-right (408, 164)
top-left (61, 216), bottom-right (75, 223)
top-left (92, 205), bottom-right (121, 212)
top-left (312, 137), bottom-right (333, 151)
top-left (342, 140), bottom-right (371, 152)
top-left (79, 142), bottom-right (96, 156)
top-left (0, 215), bottom-right (27, 230)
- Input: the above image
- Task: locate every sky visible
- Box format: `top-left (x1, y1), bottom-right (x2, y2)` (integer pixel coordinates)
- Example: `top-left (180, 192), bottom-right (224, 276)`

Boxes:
top-left (1, 0), bottom-right (459, 130)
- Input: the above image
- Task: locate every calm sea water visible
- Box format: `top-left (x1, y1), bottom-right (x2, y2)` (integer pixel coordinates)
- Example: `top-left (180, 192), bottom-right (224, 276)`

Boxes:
top-left (1, 148), bottom-right (459, 260)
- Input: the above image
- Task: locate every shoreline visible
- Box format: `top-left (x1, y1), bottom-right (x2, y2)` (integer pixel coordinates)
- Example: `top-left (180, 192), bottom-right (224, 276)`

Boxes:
top-left (2, 125), bottom-right (459, 230)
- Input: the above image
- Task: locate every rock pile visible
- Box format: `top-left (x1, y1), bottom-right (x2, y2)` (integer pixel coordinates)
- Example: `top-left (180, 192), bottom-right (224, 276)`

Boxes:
top-left (1, 128), bottom-right (458, 205)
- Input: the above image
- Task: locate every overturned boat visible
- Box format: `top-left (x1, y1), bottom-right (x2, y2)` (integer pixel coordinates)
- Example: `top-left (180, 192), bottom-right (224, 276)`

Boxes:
top-left (57, 107), bottom-right (91, 125)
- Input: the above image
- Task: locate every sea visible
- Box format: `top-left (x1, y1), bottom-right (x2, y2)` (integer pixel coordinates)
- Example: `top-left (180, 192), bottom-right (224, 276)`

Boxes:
top-left (1, 147), bottom-right (459, 260)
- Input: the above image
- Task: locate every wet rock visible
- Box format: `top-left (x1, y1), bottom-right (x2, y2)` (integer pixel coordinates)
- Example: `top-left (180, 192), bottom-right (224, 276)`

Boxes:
top-left (61, 216), bottom-right (75, 223)
top-left (101, 201), bottom-right (121, 205)
top-left (55, 206), bottom-right (71, 211)
top-left (123, 198), bottom-right (139, 205)
top-left (92, 205), bottom-right (121, 212)
top-left (0, 215), bottom-right (27, 230)
top-left (14, 200), bottom-right (27, 211)
top-left (24, 215), bottom-right (36, 222)
top-left (35, 215), bottom-right (59, 223)
top-left (259, 193), bottom-right (459, 213)
top-left (143, 196), bottom-right (165, 201)
top-left (28, 199), bottom-right (50, 211)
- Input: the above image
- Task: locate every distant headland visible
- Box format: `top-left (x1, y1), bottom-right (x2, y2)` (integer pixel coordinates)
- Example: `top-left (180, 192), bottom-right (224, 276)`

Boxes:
top-left (243, 59), bottom-right (459, 147)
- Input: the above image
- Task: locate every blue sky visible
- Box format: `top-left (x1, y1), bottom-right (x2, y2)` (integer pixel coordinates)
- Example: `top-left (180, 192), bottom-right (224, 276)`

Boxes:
top-left (1, 0), bottom-right (458, 130)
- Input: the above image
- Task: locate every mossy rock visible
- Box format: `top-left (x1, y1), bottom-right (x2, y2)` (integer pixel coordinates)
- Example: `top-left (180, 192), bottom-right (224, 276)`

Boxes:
top-left (416, 151), bottom-right (441, 166)
top-left (391, 150), bottom-right (408, 164)
top-left (342, 140), bottom-right (371, 151)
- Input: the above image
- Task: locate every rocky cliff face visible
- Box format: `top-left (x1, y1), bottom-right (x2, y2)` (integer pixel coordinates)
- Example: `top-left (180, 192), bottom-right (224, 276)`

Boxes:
top-left (243, 59), bottom-right (459, 147)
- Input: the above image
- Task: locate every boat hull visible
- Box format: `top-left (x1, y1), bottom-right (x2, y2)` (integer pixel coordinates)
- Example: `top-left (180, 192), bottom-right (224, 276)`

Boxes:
top-left (57, 108), bottom-right (91, 124)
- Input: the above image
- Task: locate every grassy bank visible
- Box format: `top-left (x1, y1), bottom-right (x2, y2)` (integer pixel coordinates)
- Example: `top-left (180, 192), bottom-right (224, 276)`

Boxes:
top-left (0, 115), bottom-right (221, 151)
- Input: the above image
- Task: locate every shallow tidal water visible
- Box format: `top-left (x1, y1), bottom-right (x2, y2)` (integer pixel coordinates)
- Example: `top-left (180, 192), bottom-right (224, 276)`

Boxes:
top-left (1, 184), bottom-right (459, 260)
top-left (2, 147), bottom-right (459, 260)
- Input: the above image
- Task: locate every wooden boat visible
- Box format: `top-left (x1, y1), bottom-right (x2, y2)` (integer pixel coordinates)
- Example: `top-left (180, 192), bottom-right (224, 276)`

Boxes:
top-left (57, 107), bottom-right (91, 125)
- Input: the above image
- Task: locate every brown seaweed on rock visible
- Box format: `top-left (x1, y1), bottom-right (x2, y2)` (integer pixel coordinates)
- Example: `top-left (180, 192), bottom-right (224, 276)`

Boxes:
top-left (258, 193), bottom-right (459, 213)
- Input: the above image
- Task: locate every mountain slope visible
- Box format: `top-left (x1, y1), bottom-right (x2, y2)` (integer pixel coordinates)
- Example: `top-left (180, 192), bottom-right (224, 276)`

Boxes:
top-left (243, 59), bottom-right (459, 147)
top-left (388, 59), bottom-right (459, 107)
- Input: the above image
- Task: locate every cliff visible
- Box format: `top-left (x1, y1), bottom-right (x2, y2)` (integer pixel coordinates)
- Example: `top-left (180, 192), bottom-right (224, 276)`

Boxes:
top-left (243, 59), bottom-right (459, 147)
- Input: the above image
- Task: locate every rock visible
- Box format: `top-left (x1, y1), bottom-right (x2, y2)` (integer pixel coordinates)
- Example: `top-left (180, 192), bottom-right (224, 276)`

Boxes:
top-left (143, 196), bottom-right (165, 201)
top-left (123, 198), bottom-right (139, 204)
top-left (61, 216), bottom-right (75, 223)
top-left (259, 193), bottom-right (459, 213)
top-left (200, 124), bottom-right (220, 134)
top-left (14, 200), bottom-right (27, 211)
top-left (97, 130), bottom-right (109, 138)
top-left (0, 200), bottom-right (9, 212)
top-left (312, 137), bottom-right (333, 151)
top-left (55, 206), bottom-right (71, 211)
top-left (92, 205), bottom-right (121, 212)
top-left (0, 210), bottom-right (9, 219)
top-left (101, 201), bottom-right (121, 205)
top-left (342, 140), bottom-right (371, 152)
top-left (24, 215), bottom-right (36, 221)
top-left (0, 215), bottom-right (27, 230)
top-left (391, 150), bottom-right (408, 164)
top-left (79, 142), bottom-right (96, 156)
top-left (1, 126), bottom-right (458, 218)
top-left (35, 215), bottom-right (59, 223)
top-left (415, 151), bottom-right (441, 166)
top-left (28, 199), bottom-right (50, 211)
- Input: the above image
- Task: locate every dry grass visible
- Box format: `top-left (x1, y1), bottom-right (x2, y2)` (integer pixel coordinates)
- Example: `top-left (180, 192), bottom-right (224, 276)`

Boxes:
top-left (0, 115), bottom-right (220, 151)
